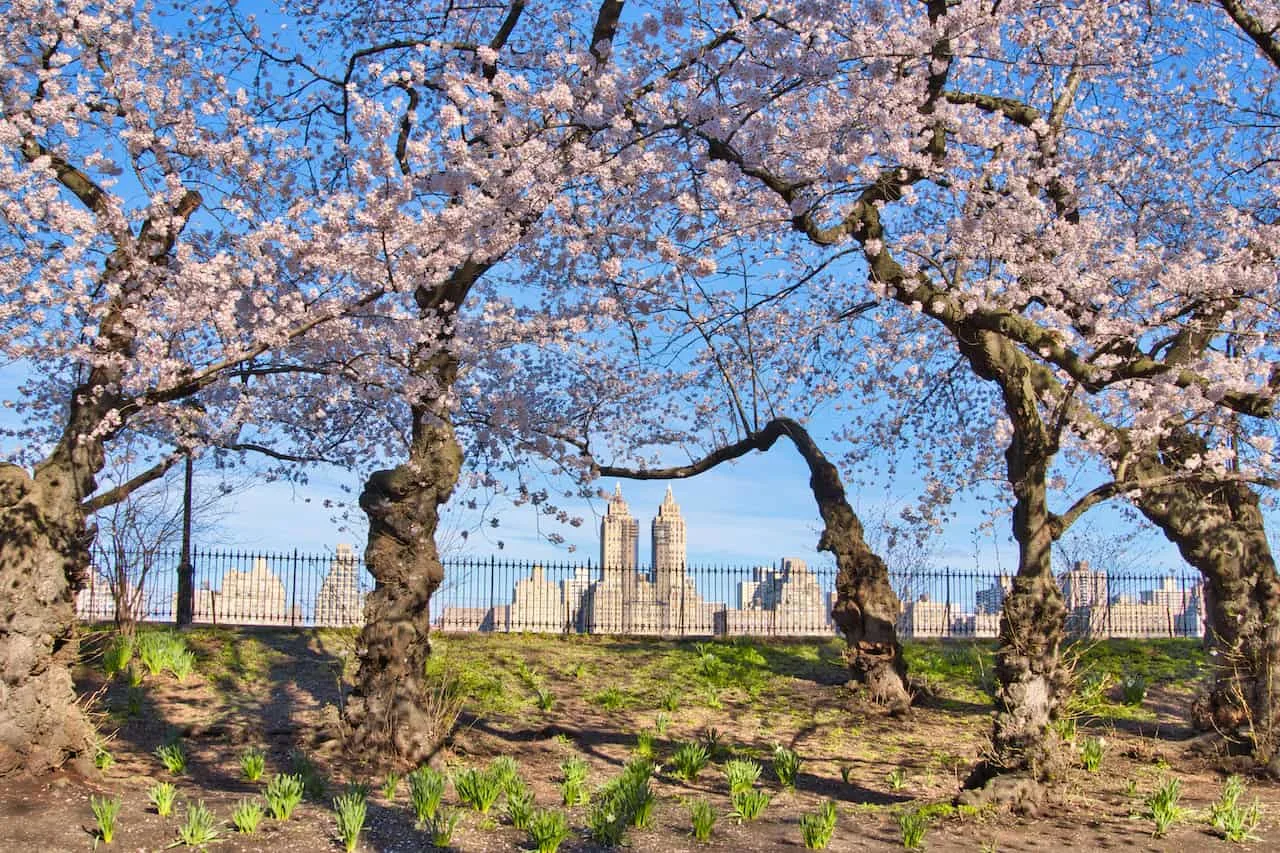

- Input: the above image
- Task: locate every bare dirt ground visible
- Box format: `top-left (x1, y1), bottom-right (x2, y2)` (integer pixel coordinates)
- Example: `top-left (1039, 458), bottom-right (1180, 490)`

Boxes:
top-left (1, 628), bottom-right (1276, 852)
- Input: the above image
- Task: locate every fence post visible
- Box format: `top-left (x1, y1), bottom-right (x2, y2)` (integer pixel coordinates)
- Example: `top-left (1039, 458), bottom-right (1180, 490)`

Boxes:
top-left (290, 549), bottom-right (299, 627)
top-left (488, 556), bottom-right (496, 633)
top-left (175, 453), bottom-right (195, 627)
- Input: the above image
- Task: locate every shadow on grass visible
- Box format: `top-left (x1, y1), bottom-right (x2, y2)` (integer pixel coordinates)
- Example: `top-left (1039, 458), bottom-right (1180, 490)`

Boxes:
top-left (79, 624), bottom-right (352, 794)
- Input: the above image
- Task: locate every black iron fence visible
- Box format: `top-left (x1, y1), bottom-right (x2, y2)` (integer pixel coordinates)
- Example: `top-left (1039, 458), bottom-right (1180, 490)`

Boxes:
top-left (77, 547), bottom-right (1207, 640)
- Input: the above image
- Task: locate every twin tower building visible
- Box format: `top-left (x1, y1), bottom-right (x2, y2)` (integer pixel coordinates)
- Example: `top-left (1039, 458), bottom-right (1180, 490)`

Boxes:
top-left (589, 484), bottom-right (718, 633)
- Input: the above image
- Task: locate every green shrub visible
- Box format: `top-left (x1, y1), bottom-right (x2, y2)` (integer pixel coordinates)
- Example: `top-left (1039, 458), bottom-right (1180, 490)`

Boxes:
top-left (333, 790), bottom-right (367, 853)
top-left (670, 742), bottom-right (709, 782)
top-left (169, 649), bottom-right (196, 682)
top-left (899, 809), bottom-right (929, 849)
top-left (102, 634), bottom-right (133, 679)
top-left (1210, 775), bottom-right (1262, 843)
top-left (1079, 736), bottom-right (1105, 772)
top-left (175, 800), bottom-right (219, 847)
top-left (587, 793), bottom-right (630, 846)
top-left (514, 660), bottom-right (541, 690)
top-left (380, 771), bottom-right (401, 801)
top-left (701, 726), bottom-right (726, 760)
top-left (724, 759), bottom-right (762, 795)
top-left (1145, 776), bottom-right (1183, 837)
top-left (587, 758), bottom-right (656, 844)
top-left (559, 756), bottom-right (590, 806)
top-left (690, 800), bottom-right (716, 842)
top-left (137, 630), bottom-right (186, 677)
top-left (800, 800), bottom-right (838, 849)
top-left (506, 783), bottom-right (536, 830)
top-left (660, 690), bottom-right (681, 712)
top-left (593, 687), bottom-right (626, 711)
top-left (94, 745), bottom-right (115, 771)
top-left (536, 686), bottom-right (555, 711)
top-left (239, 746), bottom-right (265, 782)
top-left (231, 799), bottom-right (263, 834)
top-left (489, 756), bottom-right (521, 793)
top-left (408, 765), bottom-right (446, 824)
top-left (654, 712), bottom-right (671, 735)
top-left (886, 767), bottom-right (908, 791)
top-left (633, 732), bottom-right (655, 759)
top-left (1120, 675), bottom-right (1147, 706)
top-left (148, 780), bottom-right (177, 817)
top-left (155, 741), bottom-right (186, 775)
top-left (528, 808), bottom-right (571, 853)
top-left (91, 795), bottom-right (121, 844)
top-left (429, 807), bottom-right (461, 847)
top-left (773, 745), bottom-right (801, 789)
top-left (264, 773), bottom-right (305, 821)
top-left (125, 685), bottom-right (143, 715)
top-left (455, 766), bottom-right (504, 813)
top-left (731, 788), bottom-right (770, 822)
top-left (289, 749), bottom-right (328, 800)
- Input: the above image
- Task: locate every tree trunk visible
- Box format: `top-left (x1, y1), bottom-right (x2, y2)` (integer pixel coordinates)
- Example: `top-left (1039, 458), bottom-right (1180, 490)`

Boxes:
top-left (345, 359), bottom-right (463, 764)
top-left (1126, 432), bottom-right (1280, 769)
top-left (785, 425), bottom-right (910, 712)
top-left (0, 462), bottom-right (97, 777)
top-left (959, 332), bottom-right (1071, 807)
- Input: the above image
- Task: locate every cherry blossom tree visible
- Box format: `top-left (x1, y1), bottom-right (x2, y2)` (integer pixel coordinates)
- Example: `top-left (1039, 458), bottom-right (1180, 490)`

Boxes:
top-left (590, 0), bottom-right (1280, 796)
top-left (0, 0), bottom-right (402, 776)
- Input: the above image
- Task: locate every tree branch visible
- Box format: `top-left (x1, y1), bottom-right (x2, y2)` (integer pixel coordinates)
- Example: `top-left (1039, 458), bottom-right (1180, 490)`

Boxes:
top-left (81, 452), bottom-right (184, 515)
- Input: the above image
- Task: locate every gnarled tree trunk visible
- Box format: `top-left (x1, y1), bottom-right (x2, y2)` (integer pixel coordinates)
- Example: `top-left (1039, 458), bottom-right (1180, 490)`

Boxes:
top-left (785, 425), bottom-right (910, 712)
top-left (0, 461), bottom-right (97, 777)
top-left (1126, 432), bottom-right (1280, 769)
top-left (345, 356), bottom-right (463, 764)
top-left (960, 331), bottom-right (1071, 807)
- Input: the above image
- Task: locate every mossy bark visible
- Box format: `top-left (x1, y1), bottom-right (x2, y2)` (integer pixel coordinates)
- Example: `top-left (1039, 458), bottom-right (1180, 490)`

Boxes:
top-left (1126, 431), bottom-right (1280, 768)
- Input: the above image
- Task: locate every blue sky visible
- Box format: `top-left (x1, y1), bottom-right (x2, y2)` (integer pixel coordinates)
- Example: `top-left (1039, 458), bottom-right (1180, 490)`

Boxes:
top-left (0, 349), bottom-right (1198, 578)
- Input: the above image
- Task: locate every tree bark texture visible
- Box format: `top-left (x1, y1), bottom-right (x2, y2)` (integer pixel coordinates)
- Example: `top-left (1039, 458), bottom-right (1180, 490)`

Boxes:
top-left (959, 331), bottom-right (1071, 803)
top-left (1127, 432), bottom-right (1280, 768)
top-left (0, 462), bottom-right (97, 777)
top-left (345, 359), bottom-right (463, 764)
top-left (787, 426), bottom-right (910, 712)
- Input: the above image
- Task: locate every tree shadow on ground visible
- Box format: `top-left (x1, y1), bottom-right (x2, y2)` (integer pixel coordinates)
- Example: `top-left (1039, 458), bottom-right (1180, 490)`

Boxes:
top-left (78, 625), bottom-right (352, 794)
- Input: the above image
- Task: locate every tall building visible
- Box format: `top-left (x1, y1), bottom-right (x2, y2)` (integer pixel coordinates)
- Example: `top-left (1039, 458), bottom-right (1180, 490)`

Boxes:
top-left (1060, 560), bottom-right (1109, 609)
top-left (592, 484), bottom-right (640, 632)
top-left (315, 543), bottom-right (364, 626)
top-left (600, 483), bottom-right (639, 574)
top-left (975, 574), bottom-right (1013, 614)
top-left (652, 485), bottom-right (687, 599)
top-left (1060, 560), bottom-right (1110, 636)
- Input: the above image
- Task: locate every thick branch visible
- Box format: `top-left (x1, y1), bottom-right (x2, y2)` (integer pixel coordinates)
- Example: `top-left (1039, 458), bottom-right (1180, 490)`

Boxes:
top-left (81, 452), bottom-right (184, 514)
top-left (1220, 0), bottom-right (1280, 69)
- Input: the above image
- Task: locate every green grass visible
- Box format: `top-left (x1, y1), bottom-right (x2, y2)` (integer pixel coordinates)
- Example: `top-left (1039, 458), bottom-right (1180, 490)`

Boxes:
top-left (902, 642), bottom-right (997, 704)
top-left (91, 795), bottom-right (121, 844)
top-left (231, 798), bottom-right (264, 834)
top-left (175, 800), bottom-right (219, 847)
top-left (148, 781), bottom-right (177, 817)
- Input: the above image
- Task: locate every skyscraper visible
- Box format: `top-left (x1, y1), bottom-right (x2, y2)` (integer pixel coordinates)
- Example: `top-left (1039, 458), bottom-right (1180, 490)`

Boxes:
top-left (600, 483), bottom-right (639, 574)
top-left (652, 485), bottom-right (687, 598)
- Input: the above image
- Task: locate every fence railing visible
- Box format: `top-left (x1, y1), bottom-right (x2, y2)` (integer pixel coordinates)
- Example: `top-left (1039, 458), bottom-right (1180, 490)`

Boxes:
top-left (76, 548), bottom-right (1207, 640)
